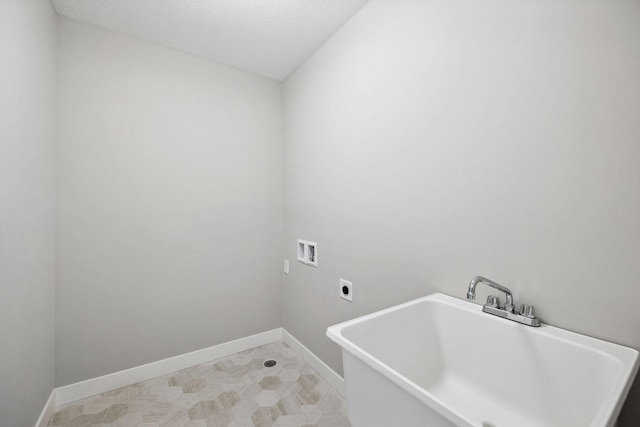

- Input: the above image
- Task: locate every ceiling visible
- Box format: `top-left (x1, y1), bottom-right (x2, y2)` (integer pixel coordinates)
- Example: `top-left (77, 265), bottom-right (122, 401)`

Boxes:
top-left (51, 0), bottom-right (370, 81)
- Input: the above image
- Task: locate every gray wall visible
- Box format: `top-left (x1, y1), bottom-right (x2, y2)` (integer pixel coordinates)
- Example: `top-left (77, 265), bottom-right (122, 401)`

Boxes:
top-left (0, 0), bottom-right (58, 426)
top-left (56, 19), bottom-right (283, 386)
top-left (282, 0), bottom-right (640, 422)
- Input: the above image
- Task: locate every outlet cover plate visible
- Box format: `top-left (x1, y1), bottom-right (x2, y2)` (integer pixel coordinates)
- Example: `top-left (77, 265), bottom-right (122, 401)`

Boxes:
top-left (340, 279), bottom-right (353, 302)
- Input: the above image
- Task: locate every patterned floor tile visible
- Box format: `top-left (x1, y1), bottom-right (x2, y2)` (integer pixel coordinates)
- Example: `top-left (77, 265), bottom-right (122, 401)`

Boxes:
top-left (48, 341), bottom-right (350, 427)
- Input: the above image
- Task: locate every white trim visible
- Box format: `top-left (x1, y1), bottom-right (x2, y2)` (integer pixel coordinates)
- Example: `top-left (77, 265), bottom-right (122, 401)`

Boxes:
top-left (55, 329), bottom-right (282, 405)
top-left (282, 329), bottom-right (346, 397)
top-left (34, 389), bottom-right (56, 427)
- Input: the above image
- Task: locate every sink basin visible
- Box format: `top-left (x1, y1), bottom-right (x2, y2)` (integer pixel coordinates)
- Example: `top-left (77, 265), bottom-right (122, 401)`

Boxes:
top-left (327, 293), bottom-right (639, 427)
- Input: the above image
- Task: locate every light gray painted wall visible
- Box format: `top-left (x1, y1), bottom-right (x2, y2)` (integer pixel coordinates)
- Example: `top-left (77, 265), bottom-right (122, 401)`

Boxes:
top-left (282, 0), bottom-right (640, 422)
top-left (56, 19), bottom-right (283, 386)
top-left (0, 0), bottom-right (57, 425)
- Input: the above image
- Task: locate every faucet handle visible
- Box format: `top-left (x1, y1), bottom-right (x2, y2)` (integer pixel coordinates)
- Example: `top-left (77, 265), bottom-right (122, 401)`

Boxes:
top-left (519, 304), bottom-right (536, 318)
top-left (486, 295), bottom-right (501, 308)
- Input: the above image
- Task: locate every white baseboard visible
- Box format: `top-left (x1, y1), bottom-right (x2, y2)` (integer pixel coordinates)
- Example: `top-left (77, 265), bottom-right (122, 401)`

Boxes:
top-left (282, 329), bottom-right (346, 397)
top-left (55, 328), bottom-right (282, 405)
top-left (34, 389), bottom-right (56, 427)
top-left (48, 327), bottom-right (345, 414)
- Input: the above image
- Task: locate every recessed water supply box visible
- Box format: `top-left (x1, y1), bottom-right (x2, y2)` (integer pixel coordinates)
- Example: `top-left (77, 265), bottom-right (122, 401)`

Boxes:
top-left (296, 239), bottom-right (317, 267)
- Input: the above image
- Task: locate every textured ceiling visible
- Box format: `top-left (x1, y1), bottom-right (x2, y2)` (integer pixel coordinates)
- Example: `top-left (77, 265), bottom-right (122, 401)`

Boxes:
top-left (51, 0), bottom-right (369, 81)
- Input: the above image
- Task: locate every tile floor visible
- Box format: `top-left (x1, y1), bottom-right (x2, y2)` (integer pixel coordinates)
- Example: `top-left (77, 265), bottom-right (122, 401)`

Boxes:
top-left (48, 341), bottom-right (350, 427)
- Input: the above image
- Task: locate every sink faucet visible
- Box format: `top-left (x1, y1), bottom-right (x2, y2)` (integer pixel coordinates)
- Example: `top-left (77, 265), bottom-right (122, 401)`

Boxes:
top-left (467, 276), bottom-right (515, 313)
top-left (466, 276), bottom-right (540, 327)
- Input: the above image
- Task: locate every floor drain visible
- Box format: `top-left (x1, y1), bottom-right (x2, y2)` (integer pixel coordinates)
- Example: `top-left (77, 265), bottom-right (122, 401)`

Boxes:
top-left (263, 359), bottom-right (277, 367)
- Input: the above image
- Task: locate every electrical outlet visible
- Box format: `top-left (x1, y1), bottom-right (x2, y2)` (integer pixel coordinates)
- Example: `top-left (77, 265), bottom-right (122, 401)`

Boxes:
top-left (340, 279), bottom-right (353, 302)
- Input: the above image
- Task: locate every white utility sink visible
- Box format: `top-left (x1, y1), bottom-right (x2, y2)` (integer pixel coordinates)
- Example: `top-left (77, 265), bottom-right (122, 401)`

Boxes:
top-left (327, 293), bottom-right (639, 427)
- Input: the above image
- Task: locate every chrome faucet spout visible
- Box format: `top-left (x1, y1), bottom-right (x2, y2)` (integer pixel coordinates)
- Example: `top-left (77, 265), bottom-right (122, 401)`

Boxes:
top-left (465, 275), bottom-right (540, 326)
top-left (467, 276), bottom-right (514, 312)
